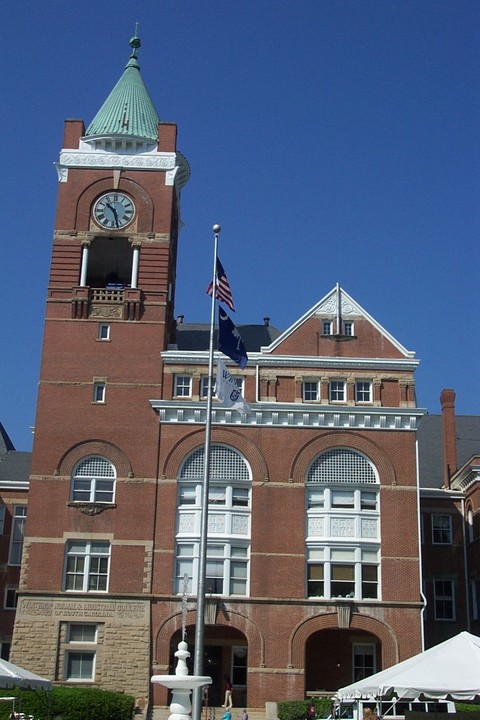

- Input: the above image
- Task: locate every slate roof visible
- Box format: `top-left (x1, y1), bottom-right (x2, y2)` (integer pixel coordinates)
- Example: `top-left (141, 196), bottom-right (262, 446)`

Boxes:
top-left (418, 414), bottom-right (480, 489)
top-left (85, 35), bottom-right (161, 140)
top-left (0, 423), bottom-right (14, 454)
top-left (0, 423), bottom-right (31, 488)
top-left (0, 451), bottom-right (31, 487)
top-left (175, 323), bottom-right (282, 352)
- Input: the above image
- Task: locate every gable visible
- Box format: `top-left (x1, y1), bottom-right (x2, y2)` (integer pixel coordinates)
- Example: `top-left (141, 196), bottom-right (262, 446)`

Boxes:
top-left (262, 285), bottom-right (415, 360)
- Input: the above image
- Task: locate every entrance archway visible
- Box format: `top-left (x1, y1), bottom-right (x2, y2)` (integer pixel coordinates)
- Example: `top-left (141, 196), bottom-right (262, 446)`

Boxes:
top-left (170, 624), bottom-right (248, 707)
top-left (305, 628), bottom-right (381, 693)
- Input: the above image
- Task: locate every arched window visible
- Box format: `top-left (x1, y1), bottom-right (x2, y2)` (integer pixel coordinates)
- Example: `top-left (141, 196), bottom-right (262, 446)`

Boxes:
top-left (176, 445), bottom-right (251, 597)
top-left (306, 448), bottom-right (380, 601)
top-left (71, 456), bottom-right (116, 503)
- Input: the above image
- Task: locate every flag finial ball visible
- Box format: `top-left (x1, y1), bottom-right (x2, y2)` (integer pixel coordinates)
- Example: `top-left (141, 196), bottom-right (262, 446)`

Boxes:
top-left (213, 224), bottom-right (221, 234)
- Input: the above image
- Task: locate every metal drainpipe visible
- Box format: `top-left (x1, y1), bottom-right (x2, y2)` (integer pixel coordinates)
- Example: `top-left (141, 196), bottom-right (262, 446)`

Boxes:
top-left (461, 496), bottom-right (471, 631)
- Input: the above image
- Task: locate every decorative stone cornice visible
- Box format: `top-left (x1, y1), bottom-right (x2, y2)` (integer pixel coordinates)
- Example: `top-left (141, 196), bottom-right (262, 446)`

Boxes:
top-left (149, 399), bottom-right (424, 431)
top-left (161, 350), bottom-right (419, 373)
top-left (58, 149), bottom-right (176, 170)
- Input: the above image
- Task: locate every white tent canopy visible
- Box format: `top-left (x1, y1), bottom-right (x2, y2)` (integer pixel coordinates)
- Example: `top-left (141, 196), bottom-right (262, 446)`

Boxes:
top-left (0, 659), bottom-right (51, 691)
top-left (335, 632), bottom-right (480, 703)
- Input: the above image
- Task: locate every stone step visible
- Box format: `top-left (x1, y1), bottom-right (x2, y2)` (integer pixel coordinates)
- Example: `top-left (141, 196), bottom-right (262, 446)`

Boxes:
top-left (152, 707), bottom-right (267, 720)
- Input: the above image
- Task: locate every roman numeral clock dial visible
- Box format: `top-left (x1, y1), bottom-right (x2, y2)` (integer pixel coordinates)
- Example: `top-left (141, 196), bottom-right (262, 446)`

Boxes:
top-left (93, 192), bottom-right (135, 229)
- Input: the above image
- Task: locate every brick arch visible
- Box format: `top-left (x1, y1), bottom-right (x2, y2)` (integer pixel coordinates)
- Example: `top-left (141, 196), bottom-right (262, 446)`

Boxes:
top-left (290, 431), bottom-right (397, 486)
top-left (290, 611), bottom-right (399, 668)
top-left (76, 177), bottom-right (155, 232)
top-left (162, 428), bottom-right (268, 482)
top-left (155, 609), bottom-right (264, 667)
top-left (57, 440), bottom-right (133, 478)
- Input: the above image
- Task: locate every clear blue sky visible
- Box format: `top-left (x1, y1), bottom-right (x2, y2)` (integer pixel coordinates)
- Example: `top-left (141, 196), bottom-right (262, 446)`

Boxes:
top-left (2, 0), bottom-right (479, 451)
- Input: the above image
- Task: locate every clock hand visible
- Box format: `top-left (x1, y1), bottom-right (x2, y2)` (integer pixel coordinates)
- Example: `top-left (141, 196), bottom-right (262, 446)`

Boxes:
top-left (106, 202), bottom-right (120, 227)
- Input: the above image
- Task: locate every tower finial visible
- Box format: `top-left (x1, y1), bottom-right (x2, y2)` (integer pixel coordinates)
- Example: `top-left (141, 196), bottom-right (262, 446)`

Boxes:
top-left (129, 24), bottom-right (141, 58)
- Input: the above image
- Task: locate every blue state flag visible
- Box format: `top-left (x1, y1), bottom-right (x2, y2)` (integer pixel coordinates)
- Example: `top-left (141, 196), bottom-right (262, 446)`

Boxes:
top-left (218, 309), bottom-right (248, 369)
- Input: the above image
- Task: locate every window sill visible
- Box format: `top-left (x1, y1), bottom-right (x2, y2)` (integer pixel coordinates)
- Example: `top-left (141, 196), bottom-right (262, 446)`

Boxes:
top-left (67, 502), bottom-right (117, 516)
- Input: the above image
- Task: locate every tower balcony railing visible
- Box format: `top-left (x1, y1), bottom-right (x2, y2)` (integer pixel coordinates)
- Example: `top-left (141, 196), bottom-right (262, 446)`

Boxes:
top-left (71, 286), bottom-right (143, 320)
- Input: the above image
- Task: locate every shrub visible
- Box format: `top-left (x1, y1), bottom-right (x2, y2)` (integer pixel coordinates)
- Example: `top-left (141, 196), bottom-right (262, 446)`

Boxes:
top-left (278, 699), bottom-right (333, 720)
top-left (0, 687), bottom-right (135, 720)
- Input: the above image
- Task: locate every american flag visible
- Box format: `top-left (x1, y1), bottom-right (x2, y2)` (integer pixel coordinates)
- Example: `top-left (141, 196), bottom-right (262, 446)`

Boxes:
top-left (206, 258), bottom-right (235, 312)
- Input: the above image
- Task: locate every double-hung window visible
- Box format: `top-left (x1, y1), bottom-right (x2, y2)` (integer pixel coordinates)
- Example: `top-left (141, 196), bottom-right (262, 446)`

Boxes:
top-left (65, 623), bottom-right (98, 681)
top-left (353, 643), bottom-right (376, 681)
top-left (431, 514), bottom-right (453, 544)
top-left (175, 375), bottom-right (192, 397)
top-left (303, 381), bottom-right (319, 402)
top-left (71, 456), bottom-right (116, 503)
top-left (329, 380), bottom-right (345, 402)
top-left (8, 506), bottom-right (27, 566)
top-left (434, 579), bottom-right (455, 620)
top-left (175, 445), bottom-right (251, 597)
top-left (93, 382), bottom-right (106, 403)
top-left (64, 541), bottom-right (110, 592)
top-left (355, 381), bottom-right (371, 403)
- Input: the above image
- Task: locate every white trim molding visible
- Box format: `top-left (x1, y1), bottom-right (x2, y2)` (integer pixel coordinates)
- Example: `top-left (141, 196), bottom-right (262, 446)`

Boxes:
top-left (149, 400), bottom-right (424, 431)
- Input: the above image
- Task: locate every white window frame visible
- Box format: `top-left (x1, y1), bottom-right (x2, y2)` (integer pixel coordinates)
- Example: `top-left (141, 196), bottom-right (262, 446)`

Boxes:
top-left (71, 456), bottom-right (116, 503)
top-left (176, 445), bottom-right (251, 597)
top-left (303, 380), bottom-right (319, 402)
top-left (65, 651), bottom-right (96, 681)
top-left (201, 375), bottom-right (244, 398)
top-left (343, 321), bottom-right (354, 337)
top-left (175, 375), bottom-right (192, 397)
top-left (329, 380), bottom-right (346, 402)
top-left (8, 506), bottom-right (27, 566)
top-left (98, 323), bottom-right (110, 341)
top-left (468, 507), bottom-right (474, 543)
top-left (352, 643), bottom-right (376, 681)
top-left (175, 541), bottom-right (249, 597)
top-left (434, 579), bottom-right (455, 620)
top-left (93, 382), bottom-right (106, 403)
top-left (355, 381), bottom-right (372, 404)
top-left (64, 540), bottom-right (111, 593)
top-left (68, 623), bottom-right (98, 643)
top-left (307, 546), bottom-right (379, 600)
top-left (322, 320), bottom-right (333, 335)
top-left (306, 449), bottom-right (380, 601)
top-left (431, 514), bottom-right (453, 544)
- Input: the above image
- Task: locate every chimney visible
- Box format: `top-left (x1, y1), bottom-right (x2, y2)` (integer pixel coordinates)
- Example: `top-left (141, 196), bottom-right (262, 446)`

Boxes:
top-left (177, 315), bottom-right (184, 324)
top-left (440, 388), bottom-right (457, 489)
top-left (263, 317), bottom-right (270, 327)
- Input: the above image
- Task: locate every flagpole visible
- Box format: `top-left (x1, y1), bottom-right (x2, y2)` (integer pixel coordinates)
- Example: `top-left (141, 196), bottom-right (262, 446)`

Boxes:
top-left (192, 224), bottom-right (220, 720)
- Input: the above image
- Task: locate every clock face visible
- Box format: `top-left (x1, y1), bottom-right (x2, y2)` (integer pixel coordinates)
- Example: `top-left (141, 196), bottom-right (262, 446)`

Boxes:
top-left (93, 192), bottom-right (135, 229)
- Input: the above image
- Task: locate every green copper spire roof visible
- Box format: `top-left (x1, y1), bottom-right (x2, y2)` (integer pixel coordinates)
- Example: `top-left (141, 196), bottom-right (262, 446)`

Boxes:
top-left (85, 35), bottom-right (161, 140)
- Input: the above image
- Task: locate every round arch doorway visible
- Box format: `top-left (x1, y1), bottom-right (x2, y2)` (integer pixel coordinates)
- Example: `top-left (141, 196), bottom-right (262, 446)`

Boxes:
top-left (305, 628), bottom-right (381, 694)
top-left (170, 625), bottom-right (248, 708)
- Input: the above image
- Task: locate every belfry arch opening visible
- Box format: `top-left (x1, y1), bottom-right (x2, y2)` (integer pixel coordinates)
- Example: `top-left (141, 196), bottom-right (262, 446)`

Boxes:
top-left (85, 236), bottom-right (133, 288)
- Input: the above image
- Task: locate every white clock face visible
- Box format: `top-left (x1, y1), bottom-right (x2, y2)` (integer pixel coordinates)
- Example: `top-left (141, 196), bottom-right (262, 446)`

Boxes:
top-left (93, 192), bottom-right (135, 229)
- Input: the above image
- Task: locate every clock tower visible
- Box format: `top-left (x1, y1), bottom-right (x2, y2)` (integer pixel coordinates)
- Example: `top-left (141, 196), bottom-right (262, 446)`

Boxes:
top-left (11, 35), bottom-right (189, 700)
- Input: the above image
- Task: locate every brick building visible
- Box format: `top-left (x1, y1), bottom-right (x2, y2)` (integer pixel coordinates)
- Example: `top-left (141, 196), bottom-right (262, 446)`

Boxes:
top-left (3, 33), bottom-right (480, 717)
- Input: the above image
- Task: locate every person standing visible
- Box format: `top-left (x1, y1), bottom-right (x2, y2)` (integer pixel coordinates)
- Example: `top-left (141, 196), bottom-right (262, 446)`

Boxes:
top-left (222, 676), bottom-right (233, 709)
